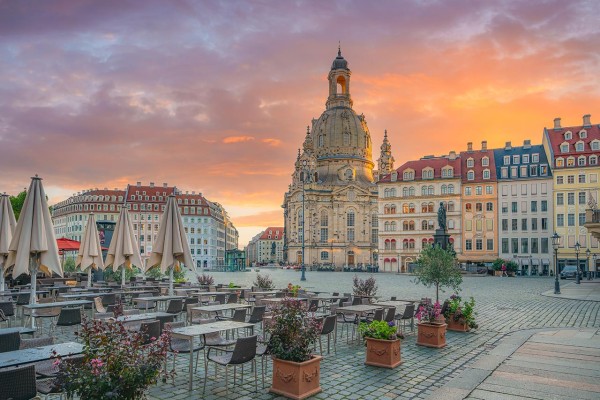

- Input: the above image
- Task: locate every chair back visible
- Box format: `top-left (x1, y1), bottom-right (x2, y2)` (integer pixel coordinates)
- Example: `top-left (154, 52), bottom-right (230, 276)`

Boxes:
top-left (156, 314), bottom-right (175, 333)
top-left (56, 308), bottom-right (82, 327)
top-left (440, 300), bottom-right (450, 316)
top-left (102, 293), bottom-right (116, 306)
top-left (390, 296), bottom-right (397, 301)
top-left (321, 315), bottom-right (336, 335)
top-left (184, 297), bottom-right (199, 306)
top-left (230, 335), bottom-right (257, 365)
top-left (166, 299), bottom-right (184, 314)
top-left (214, 294), bottom-right (226, 304)
top-left (384, 307), bottom-right (396, 322)
top-left (372, 308), bottom-right (384, 321)
top-left (308, 299), bottom-right (319, 312)
top-left (275, 291), bottom-right (285, 298)
top-left (248, 306), bottom-right (265, 323)
top-left (231, 308), bottom-right (247, 322)
top-left (402, 304), bottom-right (415, 319)
top-left (140, 320), bottom-right (161, 344)
top-left (0, 331), bottom-right (20, 353)
top-left (94, 297), bottom-right (106, 313)
top-left (0, 301), bottom-right (15, 318)
top-left (16, 293), bottom-right (30, 305)
top-left (227, 293), bottom-right (238, 304)
top-left (0, 365), bottom-right (37, 400)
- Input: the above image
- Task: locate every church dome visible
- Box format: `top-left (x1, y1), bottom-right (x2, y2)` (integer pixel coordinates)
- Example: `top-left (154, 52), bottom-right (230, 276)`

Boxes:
top-left (331, 48), bottom-right (348, 70)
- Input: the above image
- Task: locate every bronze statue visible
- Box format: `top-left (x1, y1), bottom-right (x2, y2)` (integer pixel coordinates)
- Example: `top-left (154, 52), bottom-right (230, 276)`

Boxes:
top-left (437, 202), bottom-right (447, 231)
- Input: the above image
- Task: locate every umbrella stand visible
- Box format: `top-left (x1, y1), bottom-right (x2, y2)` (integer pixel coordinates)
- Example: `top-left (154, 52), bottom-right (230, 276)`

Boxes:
top-left (121, 265), bottom-right (126, 287)
top-left (29, 253), bottom-right (39, 328)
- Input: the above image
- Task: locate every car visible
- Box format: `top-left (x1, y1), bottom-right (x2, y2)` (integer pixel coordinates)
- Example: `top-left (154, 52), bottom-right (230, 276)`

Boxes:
top-left (560, 265), bottom-right (581, 280)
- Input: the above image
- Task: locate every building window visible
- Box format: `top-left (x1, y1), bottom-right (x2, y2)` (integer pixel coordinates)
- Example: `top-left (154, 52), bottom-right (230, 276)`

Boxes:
top-left (320, 228), bottom-right (328, 243)
top-left (475, 239), bottom-right (483, 250)
top-left (541, 200), bottom-right (548, 212)
top-left (557, 214), bottom-right (564, 227)
top-left (486, 202), bottom-right (493, 211)
top-left (579, 192), bottom-right (586, 204)
top-left (475, 186), bottom-right (482, 195)
top-left (502, 219), bottom-right (508, 231)
top-left (511, 238), bottom-right (518, 253)
top-left (465, 203), bottom-right (472, 212)
top-left (567, 192), bottom-right (575, 205)
top-left (579, 213), bottom-right (586, 226)
top-left (467, 158), bottom-right (474, 168)
top-left (320, 251), bottom-right (329, 260)
top-left (513, 155), bottom-right (520, 164)
top-left (578, 174), bottom-right (586, 183)
top-left (465, 240), bottom-right (472, 251)
top-left (531, 201), bottom-right (537, 212)
top-left (486, 239), bottom-right (493, 251)
top-left (482, 157), bottom-right (489, 166)
top-left (347, 210), bottom-right (355, 227)
top-left (567, 157), bottom-right (575, 167)
top-left (576, 142), bottom-right (584, 151)
top-left (483, 169), bottom-right (490, 179)
top-left (467, 171), bottom-right (474, 180)
top-left (560, 143), bottom-right (569, 153)
top-left (567, 213), bottom-right (575, 226)
top-left (521, 238), bottom-right (528, 253)
top-left (504, 155), bottom-right (510, 165)
top-left (347, 228), bottom-right (355, 241)
top-left (578, 156), bottom-right (586, 166)
top-left (532, 218), bottom-right (538, 230)
top-left (512, 202), bottom-right (518, 213)
top-left (486, 186), bottom-right (493, 194)
top-left (501, 167), bottom-right (508, 178)
top-left (590, 155), bottom-right (598, 165)
top-left (522, 154), bottom-right (529, 163)
top-left (591, 141), bottom-right (600, 150)
top-left (557, 193), bottom-right (564, 205)
top-left (521, 218), bottom-right (527, 231)
top-left (502, 238), bottom-right (509, 253)
top-left (465, 187), bottom-right (472, 196)
top-left (476, 203), bottom-right (483, 212)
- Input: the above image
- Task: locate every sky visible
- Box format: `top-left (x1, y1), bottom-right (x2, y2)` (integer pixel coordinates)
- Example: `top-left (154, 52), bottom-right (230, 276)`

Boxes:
top-left (1, 0), bottom-right (599, 246)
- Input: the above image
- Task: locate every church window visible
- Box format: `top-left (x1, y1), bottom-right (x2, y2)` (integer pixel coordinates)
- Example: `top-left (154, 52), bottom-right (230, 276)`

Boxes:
top-left (345, 169), bottom-right (353, 181)
top-left (320, 251), bottom-right (329, 260)
top-left (372, 213), bottom-right (378, 228)
top-left (347, 210), bottom-right (355, 227)
top-left (320, 210), bottom-right (328, 226)
top-left (318, 135), bottom-right (324, 147)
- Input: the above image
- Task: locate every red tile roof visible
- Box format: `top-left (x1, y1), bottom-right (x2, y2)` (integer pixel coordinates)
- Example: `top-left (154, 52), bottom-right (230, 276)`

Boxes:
top-left (260, 227), bottom-right (284, 240)
top-left (379, 156), bottom-right (462, 183)
top-left (545, 123), bottom-right (600, 163)
top-left (459, 150), bottom-right (497, 183)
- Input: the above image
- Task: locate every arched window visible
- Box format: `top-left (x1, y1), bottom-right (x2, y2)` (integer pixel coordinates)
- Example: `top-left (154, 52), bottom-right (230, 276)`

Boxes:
top-left (390, 188), bottom-right (397, 197)
top-left (403, 239), bottom-right (409, 249)
top-left (428, 185), bottom-right (434, 195)
top-left (389, 205), bottom-right (396, 214)
top-left (590, 155), bottom-right (598, 165)
top-left (467, 171), bottom-right (475, 180)
top-left (408, 239), bottom-right (415, 249)
top-left (428, 220), bottom-right (435, 230)
top-left (343, 132), bottom-right (350, 146)
top-left (578, 156), bottom-right (586, 166)
top-left (441, 184), bottom-right (447, 194)
top-left (403, 221), bottom-right (409, 230)
top-left (408, 187), bottom-right (415, 196)
top-left (384, 205), bottom-right (389, 214)
top-left (320, 210), bottom-right (328, 226)
top-left (421, 202), bottom-right (428, 213)
top-left (408, 221), bottom-right (415, 230)
top-left (421, 186), bottom-right (428, 196)
top-left (448, 184), bottom-right (454, 194)
top-left (384, 188), bottom-right (390, 197)
top-left (465, 203), bottom-right (472, 212)
top-left (390, 239), bottom-right (396, 250)
top-left (428, 202), bottom-right (434, 212)
top-left (422, 238), bottom-right (428, 248)
top-left (384, 222), bottom-right (390, 231)
top-left (402, 203), bottom-right (409, 213)
top-left (318, 135), bottom-right (324, 147)
top-left (384, 239), bottom-right (390, 250)
top-left (402, 187), bottom-right (408, 197)
top-left (448, 201), bottom-right (455, 212)
top-left (390, 221), bottom-right (397, 231)
top-left (409, 203), bottom-right (415, 213)
top-left (421, 220), bottom-right (428, 230)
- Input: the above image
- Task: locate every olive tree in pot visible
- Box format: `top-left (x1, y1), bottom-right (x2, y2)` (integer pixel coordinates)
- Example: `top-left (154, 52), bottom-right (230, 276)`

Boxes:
top-left (266, 298), bottom-right (322, 400)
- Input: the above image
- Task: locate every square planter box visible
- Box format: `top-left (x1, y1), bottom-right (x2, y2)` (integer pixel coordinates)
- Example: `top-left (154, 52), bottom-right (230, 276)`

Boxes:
top-left (446, 314), bottom-right (470, 332)
top-left (364, 338), bottom-right (402, 368)
top-left (270, 356), bottom-right (322, 400)
top-left (416, 323), bottom-right (447, 348)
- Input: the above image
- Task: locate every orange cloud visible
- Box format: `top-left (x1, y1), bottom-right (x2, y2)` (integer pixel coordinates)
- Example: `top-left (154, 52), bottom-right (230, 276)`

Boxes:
top-left (223, 136), bottom-right (255, 144)
top-left (262, 138), bottom-right (282, 146)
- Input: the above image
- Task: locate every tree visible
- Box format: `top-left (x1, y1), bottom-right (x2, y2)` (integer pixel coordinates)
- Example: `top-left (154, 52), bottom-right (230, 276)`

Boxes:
top-left (414, 244), bottom-right (462, 303)
top-left (10, 191), bottom-right (27, 220)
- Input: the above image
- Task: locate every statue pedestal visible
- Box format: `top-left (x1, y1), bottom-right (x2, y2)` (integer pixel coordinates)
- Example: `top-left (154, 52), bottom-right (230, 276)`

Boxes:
top-left (433, 229), bottom-right (450, 250)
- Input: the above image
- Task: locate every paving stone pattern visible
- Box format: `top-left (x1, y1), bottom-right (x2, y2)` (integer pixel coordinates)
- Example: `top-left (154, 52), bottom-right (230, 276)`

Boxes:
top-left (45, 274), bottom-right (599, 399)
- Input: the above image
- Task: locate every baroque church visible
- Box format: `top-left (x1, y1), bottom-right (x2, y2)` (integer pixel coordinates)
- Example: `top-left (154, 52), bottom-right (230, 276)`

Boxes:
top-left (282, 48), bottom-right (394, 268)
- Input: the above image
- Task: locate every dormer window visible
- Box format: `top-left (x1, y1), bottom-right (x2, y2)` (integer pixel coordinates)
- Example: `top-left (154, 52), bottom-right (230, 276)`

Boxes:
top-left (560, 143), bottom-right (569, 153)
top-left (422, 168), bottom-right (433, 179)
top-left (532, 154), bottom-right (539, 163)
top-left (591, 140), bottom-right (600, 151)
top-left (575, 141), bottom-right (585, 152)
top-left (564, 131), bottom-right (572, 140)
top-left (503, 156), bottom-right (510, 165)
top-left (556, 158), bottom-right (564, 167)
top-left (578, 156), bottom-right (586, 166)
top-left (467, 171), bottom-right (475, 180)
top-left (467, 158), bottom-right (474, 168)
top-left (522, 155), bottom-right (529, 163)
top-left (441, 167), bottom-right (454, 178)
top-left (512, 155), bottom-right (520, 164)
top-left (590, 155), bottom-right (598, 165)
top-left (482, 157), bottom-right (489, 167)
top-left (403, 171), bottom-right (414, 181)
top-left (567, 157), bottom-right (575, 167)
top-left (579, 130), bottom-right (587, 139)
top-left (483, 169), bottom-right (490, 179)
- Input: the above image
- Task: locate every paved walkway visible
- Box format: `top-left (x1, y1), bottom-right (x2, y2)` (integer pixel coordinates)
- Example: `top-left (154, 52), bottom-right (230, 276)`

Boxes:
top-left (542, 280), bottom-right (600, 302)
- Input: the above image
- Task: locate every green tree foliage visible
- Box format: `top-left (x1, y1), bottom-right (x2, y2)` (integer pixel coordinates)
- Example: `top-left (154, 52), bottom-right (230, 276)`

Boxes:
top-left (63, 258), bottom-right (77, 273)
top-left (9, 191), bottom-right (27, 220)
top-left (492, 258), bottom-right (519, 272)
top-left (414, 244), bottom-right (462, 303)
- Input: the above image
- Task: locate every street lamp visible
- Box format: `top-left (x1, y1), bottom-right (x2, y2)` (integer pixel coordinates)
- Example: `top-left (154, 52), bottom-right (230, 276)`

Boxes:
top-left (552, 232), bottom-right (560, 294)
top-left (575, 241), bottom-right (581, 284)
top-left (586, 248), bottom-right (591, 280)
top-left (593, 253), bottom-right (598, 279)
top-left (300, 159), bottom-right (311, 281)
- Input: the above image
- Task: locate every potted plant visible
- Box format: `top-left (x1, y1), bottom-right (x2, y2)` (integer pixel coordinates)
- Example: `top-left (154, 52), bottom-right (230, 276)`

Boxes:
top-left (266, 298), bottom-right (322, 400)
top-left (287, 283), bottom-right (302, 297)
top-left (445, 295), bottom-right (477, 332)
top-left (54, 317), bottom-right (171, 399)
top-left (352, 275), bottom-right (378, 301)
top-left (358, 320), bottom-right (403, 368)
top-left (254, 273), bottom-right (274, 290)
top-left (415, 300), bottom-right (447, 348)
top-left (197, 273), bottom-right (214, 286)
top-left (492, 259), bottom-right (518, 277)
top-left (413, 244), bottom-right (462, 303)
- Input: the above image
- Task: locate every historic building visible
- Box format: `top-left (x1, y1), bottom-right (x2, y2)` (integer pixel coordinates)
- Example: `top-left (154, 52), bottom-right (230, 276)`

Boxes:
top-left (543, 115), bottom-right (600, 274)
top-left (245, 227), bottom-right (284, 265)
top-left (494, 141), bottom-right (554, 275)
top-left (378, 152), bottom-right (462, 272)
top-left (52, 182), bottom-right (238, 270)
top-left (459, 141), bottom-right (499, 265)
top-left (282, 49), bottom-right (381, 269)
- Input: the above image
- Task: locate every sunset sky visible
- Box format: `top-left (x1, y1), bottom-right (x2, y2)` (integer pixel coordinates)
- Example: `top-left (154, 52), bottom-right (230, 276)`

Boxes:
top-left (1, 0), bottom-right (599, 246)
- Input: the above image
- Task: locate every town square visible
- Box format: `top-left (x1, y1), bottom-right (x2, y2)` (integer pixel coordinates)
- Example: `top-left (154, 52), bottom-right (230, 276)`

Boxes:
top-left (0, 1), bottom-right (599, 399)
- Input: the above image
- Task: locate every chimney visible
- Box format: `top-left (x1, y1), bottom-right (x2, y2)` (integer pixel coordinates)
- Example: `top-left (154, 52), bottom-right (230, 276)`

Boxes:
top-left (467, 142), bottom-right (473, 152)
top-left (481, 140), bottom-right (487, 151)
top-left (136, 182), bottom-right (141, 187)
top-left (192, 191), bottom-right (196, 195)
top-left (583, 114), bottom-right (591, 127)
top-left (505, 141), bottom-right (512, 150)
top-left (523, 139), bottom-right (531, 149)
top-left (163, 183), bottom-right (168, 188)
top-left (186, 191), bottom-right (189, 195)
top-left (553, 117), bottom-right (561, 130)
top-left (150, 182), bottom-right (154, 188)
top-left (448, 151), bottom-right (456, 160)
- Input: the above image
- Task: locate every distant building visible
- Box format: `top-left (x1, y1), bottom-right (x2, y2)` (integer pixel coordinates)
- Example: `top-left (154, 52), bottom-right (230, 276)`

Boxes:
top-left (51, 182), bottom-right (238, 270)
top-left (543, 115), bottom-right (600, 273)
top-left (246, 227), bottom-right (284, 265)
top-left (494, 141), bottom-right (554, 275)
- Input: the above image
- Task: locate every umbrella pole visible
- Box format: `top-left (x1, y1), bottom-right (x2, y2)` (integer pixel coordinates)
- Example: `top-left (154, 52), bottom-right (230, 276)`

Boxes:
top-left (87, 268), bottom-right (92, 287)
top-left (0, 257), bottom-right (5, 291)
top-left (29, 253), bottom-right (38, 329)
top-left (169, 267), bottom-right (174, 296)
top-left (121, 266), bottom-right (126, 288)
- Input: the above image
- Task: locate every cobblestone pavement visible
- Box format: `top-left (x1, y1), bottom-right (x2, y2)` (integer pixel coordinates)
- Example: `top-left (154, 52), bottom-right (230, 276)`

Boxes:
top-left (46, 273), bottom-right (600, 399)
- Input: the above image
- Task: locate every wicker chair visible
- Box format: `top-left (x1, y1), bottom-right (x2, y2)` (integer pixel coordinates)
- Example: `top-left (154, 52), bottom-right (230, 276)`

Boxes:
top-left (0, 301), bottom-right (14, 327)
top-left (0, 365), bottom-right (37, 400)
top-left (0, 331), bottom-right (21, 353)
top-left (203, 335), bottom-right (258, 395)
top-left (54, 308), bottom-right (82, 333)
top-left (20, 337), bottom-right (56, 378)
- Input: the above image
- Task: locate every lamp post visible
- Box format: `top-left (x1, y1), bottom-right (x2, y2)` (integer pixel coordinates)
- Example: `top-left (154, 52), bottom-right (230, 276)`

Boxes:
top-left (586, 248), bottom-right (591, 280)
top-left (552, 232), bottom-right (560, 294)
top-left (593, 253), bottom-right (598, 279)
top-left (575, 241), bottom-right (581, 284)
top-left (397, 253), bottom-right (400, 274)
top-left (300, 159), bottom-right (311, 281)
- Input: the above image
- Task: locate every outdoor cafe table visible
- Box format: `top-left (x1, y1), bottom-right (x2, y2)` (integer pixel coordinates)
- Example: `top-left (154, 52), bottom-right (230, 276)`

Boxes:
top-left (132, 295), bottom-right (186, 311)
top-left (94, 312), bottom-right (173, 325)
top-left (190, 303), bottom-right (251, 319)
top-left (58, 292), bottom-right (116, 300)
top-left (248, 291), bottom-right (279, 296)
top-left (0, 327), bottom-right (36, 336)
top-left (0, 342), bottom-right (83, 370)
top-left (23, 300), bottom-right (94, 328)
top-left (171, 321), bottom-right (254, 391)
top-left (373, 300), bottom-right (411, 308)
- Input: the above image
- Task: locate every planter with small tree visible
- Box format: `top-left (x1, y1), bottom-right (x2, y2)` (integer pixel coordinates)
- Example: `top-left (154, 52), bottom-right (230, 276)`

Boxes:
top-left (413, 244), bottom-right (462, 348)
top-left (358, 320), bottom-right (403, 368)
top-left (445, 294), bottom-right (477, 332)
top-left (267, 298), bottom-right (323, 400)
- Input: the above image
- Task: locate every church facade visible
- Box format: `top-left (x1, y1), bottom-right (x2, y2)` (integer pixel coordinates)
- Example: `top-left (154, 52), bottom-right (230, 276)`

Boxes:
top-left (282, 49), bottom-right (393, 269)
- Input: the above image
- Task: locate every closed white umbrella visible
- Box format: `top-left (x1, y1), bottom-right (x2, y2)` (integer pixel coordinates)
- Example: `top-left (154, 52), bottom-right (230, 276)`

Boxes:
top-left (6, 176), bottom-right (62, 328)
top-left (105, 207), bottom-right (143, 287)
top-left (148, 195), bottom-right (194, 295)
top-left (0, 193), bottom-right (17, 291)
top-left (76, 214), bottom-right (104, 287)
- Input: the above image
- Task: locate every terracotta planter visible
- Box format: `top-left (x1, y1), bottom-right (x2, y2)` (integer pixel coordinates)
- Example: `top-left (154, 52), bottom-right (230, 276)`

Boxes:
top-left (494, 271), bottom-right (502, 277)
top-left (364, 338), bottom-right (402, 369)
top-left (270, 356), bottom-right (322, 400)
top-left (446, 314), bottom-right (469, 332)
top-left (416, 322), bottom-right (447, 348)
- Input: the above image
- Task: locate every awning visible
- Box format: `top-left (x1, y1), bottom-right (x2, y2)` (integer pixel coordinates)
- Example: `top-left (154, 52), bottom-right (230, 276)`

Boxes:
top-left (531, 259), bottom-right (540, 265)
top-left (57, 237), bottom-right (80, 252)
top-left (541, 259), bottom-right (551, 265)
